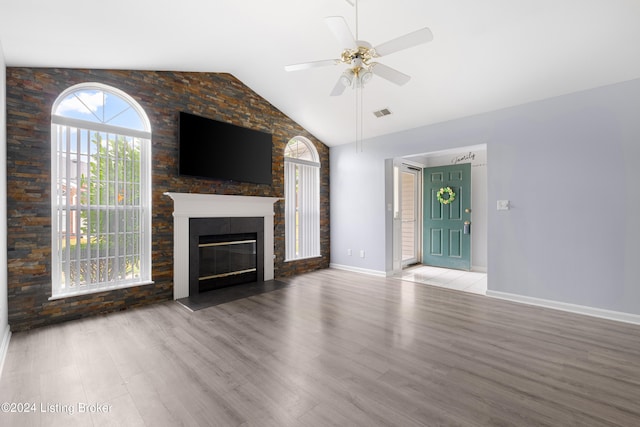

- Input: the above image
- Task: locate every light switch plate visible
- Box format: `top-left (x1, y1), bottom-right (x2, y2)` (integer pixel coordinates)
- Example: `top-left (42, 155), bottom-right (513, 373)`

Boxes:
top-left (497, 200), bottom-right (510, 210)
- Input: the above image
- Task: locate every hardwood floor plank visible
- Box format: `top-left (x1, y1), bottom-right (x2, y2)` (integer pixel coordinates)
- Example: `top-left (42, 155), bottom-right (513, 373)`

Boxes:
top-left (2, 269), bottom-right (640, 426)
top-left (90, 393), bottom-right (145, 427)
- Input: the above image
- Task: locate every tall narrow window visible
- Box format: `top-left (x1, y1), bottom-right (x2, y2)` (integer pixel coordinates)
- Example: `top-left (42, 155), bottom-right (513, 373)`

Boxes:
top-left (284, 137), bottom-right (321, 260)
top-left (51, 83), bottom-right (152, 298)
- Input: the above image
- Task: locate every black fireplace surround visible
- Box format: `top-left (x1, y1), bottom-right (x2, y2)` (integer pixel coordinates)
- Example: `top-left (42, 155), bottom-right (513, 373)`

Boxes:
top-left (189, 217), bottom-right (264, 295)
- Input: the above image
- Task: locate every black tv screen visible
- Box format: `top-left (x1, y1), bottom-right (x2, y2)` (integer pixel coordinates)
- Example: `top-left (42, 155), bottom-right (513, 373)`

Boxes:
top-left (179, 111), bottom-right (273, 185)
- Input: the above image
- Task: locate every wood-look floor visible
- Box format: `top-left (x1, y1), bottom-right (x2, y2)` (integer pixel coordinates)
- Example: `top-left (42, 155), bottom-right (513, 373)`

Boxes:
top-left (1, 269), bottom-right (640, 426)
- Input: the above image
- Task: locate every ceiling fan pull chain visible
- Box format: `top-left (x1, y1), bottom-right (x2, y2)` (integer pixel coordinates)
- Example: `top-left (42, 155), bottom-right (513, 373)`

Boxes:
top-left (360, 87), bottom-right (364, 152)
top-left (359, 88), bottom-right (362, 152)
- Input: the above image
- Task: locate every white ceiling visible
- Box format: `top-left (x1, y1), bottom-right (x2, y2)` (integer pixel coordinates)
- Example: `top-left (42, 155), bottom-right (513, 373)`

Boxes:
top-left (1, 0), bottom-right (640, 147)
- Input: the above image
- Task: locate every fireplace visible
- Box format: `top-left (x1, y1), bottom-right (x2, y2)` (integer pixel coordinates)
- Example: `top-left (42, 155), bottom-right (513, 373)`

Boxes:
top-left (189, 217), bottom-right (263, 295)
top-left (198, 233), bottom-right (257, 288)
top-left (165, 193), bottom-right (281, 299)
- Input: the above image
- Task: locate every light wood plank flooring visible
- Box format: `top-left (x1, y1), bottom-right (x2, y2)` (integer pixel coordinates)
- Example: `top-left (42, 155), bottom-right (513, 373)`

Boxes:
top-left (1, 269), bottom-right (640, 426)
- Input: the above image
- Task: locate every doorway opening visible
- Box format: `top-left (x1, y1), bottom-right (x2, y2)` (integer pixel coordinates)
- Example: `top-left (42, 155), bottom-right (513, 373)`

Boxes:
top-left (399, 163), bottom-right (421, 268)
top-left (390, 144), bottom-right (487, 295)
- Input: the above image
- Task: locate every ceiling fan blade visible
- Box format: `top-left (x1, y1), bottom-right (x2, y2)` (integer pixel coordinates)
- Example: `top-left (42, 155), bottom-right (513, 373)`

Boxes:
top-left (284, 59), bottom-right (340, 72)
top-left (330, 75), bottom-right (349, 96)
top-left (371, 63), bottom-right (411, 86)
top-left (325, 16), bottom-right (357, 50)
top-left (373, 27), bottom-right (433, 57)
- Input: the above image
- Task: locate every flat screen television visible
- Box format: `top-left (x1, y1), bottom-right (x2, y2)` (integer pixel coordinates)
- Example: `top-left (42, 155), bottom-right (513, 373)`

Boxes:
top-left (179, 111), bottom-right (273, 185)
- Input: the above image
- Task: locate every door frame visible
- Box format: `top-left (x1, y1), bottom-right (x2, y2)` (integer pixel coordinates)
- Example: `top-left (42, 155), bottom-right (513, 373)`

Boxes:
top-left (387, 144), bottom-right (487, 277)
top-left (390, 158), bottom-right (423, 275)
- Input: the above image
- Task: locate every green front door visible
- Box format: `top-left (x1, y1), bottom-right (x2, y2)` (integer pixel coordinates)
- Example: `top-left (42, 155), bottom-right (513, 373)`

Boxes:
top-left (423, 163), bottom-right (471, 270)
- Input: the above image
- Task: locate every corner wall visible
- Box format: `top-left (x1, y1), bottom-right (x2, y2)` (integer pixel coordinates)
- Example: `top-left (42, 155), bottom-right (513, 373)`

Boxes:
top-left (6, 68), bottom-right (330, 331)
top-left (331, 77), bottom-right (640, 317)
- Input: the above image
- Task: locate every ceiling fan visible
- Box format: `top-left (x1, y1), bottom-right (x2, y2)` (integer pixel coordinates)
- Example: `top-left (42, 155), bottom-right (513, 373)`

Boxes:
top-left (284, 2), bottom-right (433, 96)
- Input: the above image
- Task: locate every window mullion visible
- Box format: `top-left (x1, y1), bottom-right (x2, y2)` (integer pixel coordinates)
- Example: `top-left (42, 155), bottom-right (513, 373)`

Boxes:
top-left (85, 129), bottom-right (92, 288)
top-left (62, 126), bottom-right (71, 292)
top-left (74, 127), bottom-right (83, 289)
top-left (97, 131), bottom-right (103, 285)
top-left (296, 165), bottom-right (303, 257)
top-left (313, 167), bottom-right (320, 255)
top-left (54, 125), bottom-right (60, 293)
top-left (114, 134), bottom-right (120, 281)
top-left (105, 133), bottom-right (111, 284)
top-left (139, 138), bottom-right (147, 280)
top-left (123, 138), bottom-right (128, 280)
top-left (284, 161), bottom-right (297, 260)
top-left (65, 126), bottom-right (75, 290)
top-left (301, 165), bottom-right (310, 257)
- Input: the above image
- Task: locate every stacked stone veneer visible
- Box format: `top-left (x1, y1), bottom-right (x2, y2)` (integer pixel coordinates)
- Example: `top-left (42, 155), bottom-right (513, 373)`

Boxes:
top-left (6, 68), bottom-right (330, 331)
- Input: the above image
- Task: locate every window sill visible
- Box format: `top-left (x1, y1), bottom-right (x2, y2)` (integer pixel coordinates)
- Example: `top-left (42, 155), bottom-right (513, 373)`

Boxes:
top-left (285, 255), bottom-right (322, 263)
top-left (49, 280), bottom-right (155, 301)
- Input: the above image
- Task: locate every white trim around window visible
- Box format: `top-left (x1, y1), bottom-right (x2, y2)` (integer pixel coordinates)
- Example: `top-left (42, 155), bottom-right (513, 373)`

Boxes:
top-left (284, 137), bottom-right (321, 261)
top-left (50, 83), bottom-right (153, 299)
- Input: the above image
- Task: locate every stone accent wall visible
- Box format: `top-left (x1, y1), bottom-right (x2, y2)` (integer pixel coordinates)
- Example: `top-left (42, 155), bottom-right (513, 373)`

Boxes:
top-left (6, 68), bottom-right (330, 331)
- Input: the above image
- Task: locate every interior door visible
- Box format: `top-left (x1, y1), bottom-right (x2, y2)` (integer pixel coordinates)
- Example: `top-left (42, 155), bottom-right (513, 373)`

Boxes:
top-left (423, 163), bottom-right (471, 270)
top-left (400, 165), bottom-right (420, 267)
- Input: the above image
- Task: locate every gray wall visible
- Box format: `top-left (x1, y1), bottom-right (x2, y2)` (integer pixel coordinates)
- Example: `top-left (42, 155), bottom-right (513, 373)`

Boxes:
top-left (330, 77), bottom-right (640, 316)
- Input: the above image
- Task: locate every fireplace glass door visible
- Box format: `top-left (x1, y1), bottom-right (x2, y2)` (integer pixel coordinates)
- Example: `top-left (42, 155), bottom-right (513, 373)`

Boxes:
top-left (198, 232), bottom-right (258, 291)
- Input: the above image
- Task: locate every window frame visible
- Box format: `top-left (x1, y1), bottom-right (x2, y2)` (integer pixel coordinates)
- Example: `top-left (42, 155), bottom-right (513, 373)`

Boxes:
top-left (284, 137), bottom-right (321, 261)
top-left (50, 83), bottom-right (153, 299)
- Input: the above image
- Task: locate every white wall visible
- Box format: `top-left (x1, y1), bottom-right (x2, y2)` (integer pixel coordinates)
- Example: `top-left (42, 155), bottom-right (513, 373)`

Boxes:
top-left (330, 77), bottom-right (640, 317)
top-left (330, 147), bottom-right (389, 275)
top-left (0, 39), bottom-right (10, 376)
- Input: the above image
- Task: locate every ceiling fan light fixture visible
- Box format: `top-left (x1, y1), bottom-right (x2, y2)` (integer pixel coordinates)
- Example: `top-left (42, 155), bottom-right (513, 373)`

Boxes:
top-left (340, 69), bottom-right (354, 87)
top-left (285, 1), bottom-right (432, 97)
top-left (359, 68), bottom-right (373, 86)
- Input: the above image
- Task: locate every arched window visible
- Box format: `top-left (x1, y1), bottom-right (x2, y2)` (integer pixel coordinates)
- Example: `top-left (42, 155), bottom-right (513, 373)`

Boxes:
top-left (284, 137), bottom-right (320, 260)
top-left (51, 83), bottom-right (152, 298)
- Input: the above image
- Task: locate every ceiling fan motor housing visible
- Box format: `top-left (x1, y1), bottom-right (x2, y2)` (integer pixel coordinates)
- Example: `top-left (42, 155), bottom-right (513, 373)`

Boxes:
top-left (339, 43), bottom-right (376, 86)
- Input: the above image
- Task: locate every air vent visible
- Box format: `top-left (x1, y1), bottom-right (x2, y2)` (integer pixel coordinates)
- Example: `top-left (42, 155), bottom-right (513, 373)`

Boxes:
top-left (373, 108), bottom-right (392, 118)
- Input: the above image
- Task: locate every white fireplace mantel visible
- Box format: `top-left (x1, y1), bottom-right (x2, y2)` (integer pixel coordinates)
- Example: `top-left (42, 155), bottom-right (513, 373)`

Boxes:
top-left (164, 192), bottom-right (281, 300)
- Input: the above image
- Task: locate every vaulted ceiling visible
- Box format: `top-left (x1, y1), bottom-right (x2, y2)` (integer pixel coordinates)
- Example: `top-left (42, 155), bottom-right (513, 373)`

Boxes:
top-left (2, 0), bottom-right (640, 146)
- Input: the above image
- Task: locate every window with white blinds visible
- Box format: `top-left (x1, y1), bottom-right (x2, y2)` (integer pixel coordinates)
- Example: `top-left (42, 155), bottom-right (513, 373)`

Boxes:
top-left (50, 83), bottom-right (152, 298)
top-left (284, 137), bottom-right (320, 260)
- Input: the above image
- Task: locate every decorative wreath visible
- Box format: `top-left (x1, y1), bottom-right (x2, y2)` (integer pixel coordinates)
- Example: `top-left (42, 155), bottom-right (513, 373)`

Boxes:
top-left (436, 187), bottom-right (456, 205)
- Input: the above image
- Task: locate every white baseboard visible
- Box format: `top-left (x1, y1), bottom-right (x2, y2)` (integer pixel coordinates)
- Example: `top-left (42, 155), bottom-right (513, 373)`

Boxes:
top-left (0, 325), bottom-right (11, 379)
top-left (329, 263), bottom-right (387, 277)
top-left (487, 290), bottom-right (640, 326)
top-left (472, 265), bottom-right (487, 273)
